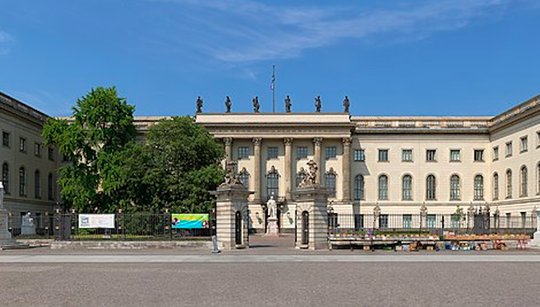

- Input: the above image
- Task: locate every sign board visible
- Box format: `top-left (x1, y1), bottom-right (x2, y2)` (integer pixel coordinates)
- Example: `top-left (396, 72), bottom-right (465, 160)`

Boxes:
top-left (78, 214), bottom-right (115, 229)
top-left (171, 214), bottom-right (209, 229)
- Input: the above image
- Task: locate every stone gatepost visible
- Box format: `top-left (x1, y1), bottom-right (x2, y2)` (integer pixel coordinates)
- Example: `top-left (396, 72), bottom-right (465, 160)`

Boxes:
top-left (0, 182), bottom-right (16, 248)
top-left (294, 160), bottom-right (329, 250)
top-left (215, 161), bottom-right (250, 250)
top-left (532, 209), bottom-right (540, 247)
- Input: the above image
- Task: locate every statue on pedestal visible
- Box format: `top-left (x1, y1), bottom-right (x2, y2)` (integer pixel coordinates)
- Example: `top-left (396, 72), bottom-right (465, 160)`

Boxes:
top-left (196, 96), bottom-right (203, 113)
top-left (343, 96), bottom-right (350, 113)
top-left (253, 96), bottom-right (260, 113)
top-left (267, 196), bottom-right (277, 219)
top-left (225, 96), bottom-right (232, 113)
top-left (285, 96), bottom-right (292, 113)
top-left (299, 160), bottom-right (318, 187)
top-left (222, 161), bottom-right (242, 186)
top-left (265, 195), bottom-right (279, 236)
top-left (21, 212), bottom-right (36, 235)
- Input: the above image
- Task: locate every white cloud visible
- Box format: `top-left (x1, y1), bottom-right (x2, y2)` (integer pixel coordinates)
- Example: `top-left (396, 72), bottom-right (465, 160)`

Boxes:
top-left (147, 0), bottom-right (529, 63)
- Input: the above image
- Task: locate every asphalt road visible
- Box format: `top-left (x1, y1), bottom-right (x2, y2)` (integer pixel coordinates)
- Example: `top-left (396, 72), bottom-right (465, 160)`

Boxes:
top-left (1, 261), bottom-right (539, 307)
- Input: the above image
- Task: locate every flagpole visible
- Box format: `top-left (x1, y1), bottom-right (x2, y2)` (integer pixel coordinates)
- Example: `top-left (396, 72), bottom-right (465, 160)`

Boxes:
top-left (272, 65), bottom-right (276, 113)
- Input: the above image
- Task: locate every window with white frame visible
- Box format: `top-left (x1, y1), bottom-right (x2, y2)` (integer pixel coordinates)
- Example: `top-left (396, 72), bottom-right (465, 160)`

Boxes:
top-left (402, 149), bottom-right (413, 162)
top-left (506, 169), bottom-right (512, 198)
top-left (353, 149), bottom-right (365, 162)
top-left (325, 169), bottom-right (337, 197)
top-left (520, 166), bottom-right (528, 197)
top-left (474, 149), bottom-right (484, 162)
top-left (450, 175), bottom-right (460, 200)
top-left (378, 149), bottom-right (388, 162)
top-left (238, 168), bottom-right (250, 189)
top-left (506, 142), bottom-right (513, 157)
top-left (238, 146), bottom-right (250, 160)
top-left (520, 136), bottom-right (528, 153)
top-left (296, 146), bottom-right (308, 160)
top-left (493, 173), bottom-right (499, 200)
top-left (493, 146), bottom-right (499, 161)
top-left (378, 175), bottom-right (388, 200)
top-left (402, 214), bottom-right (412, 229)
top-left (267, 147), bottom-right (278, 160)
top-left (474, 175), bottom-right (484, 200)
top-left (402, 175), bottom-right (412, 200)
top-left (426, 175), bottom-right (436, 200)
top-left (450, 149), bottom-right (461, 162)
top-left (426, 149), bottom-right (436, 162)
top-left (325, 146), bottom-right (337, 160)
top-left (354, 175), bottom-right (364, 200)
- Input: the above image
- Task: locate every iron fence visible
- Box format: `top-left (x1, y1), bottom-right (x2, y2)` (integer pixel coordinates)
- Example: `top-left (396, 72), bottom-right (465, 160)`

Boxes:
top-left (328, 213), bottom-right (537, 236)
top-left (8, 212), bottom-right (215, 241)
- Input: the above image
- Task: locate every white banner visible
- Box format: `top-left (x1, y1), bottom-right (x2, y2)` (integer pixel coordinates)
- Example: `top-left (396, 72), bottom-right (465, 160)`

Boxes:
top-left (78, 214), bottom-right (115, 229)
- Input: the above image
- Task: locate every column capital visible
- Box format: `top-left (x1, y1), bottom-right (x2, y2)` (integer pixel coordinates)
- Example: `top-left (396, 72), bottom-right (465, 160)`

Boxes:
top-left (252, 137), bottom-right (262, 146)
top-left (283, 138), bottom-right (293, 146)
top-left (342, 137), bottom-right (352, 146)
top-left (312, 137), bottom-right (323, 146)
top-left (223, 137), bottom-right (233, 146)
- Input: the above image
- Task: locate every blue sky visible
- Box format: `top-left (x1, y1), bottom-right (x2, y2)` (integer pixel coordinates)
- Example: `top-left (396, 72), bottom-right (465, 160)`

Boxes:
top-left (0, 0), bottom-right (539, 116)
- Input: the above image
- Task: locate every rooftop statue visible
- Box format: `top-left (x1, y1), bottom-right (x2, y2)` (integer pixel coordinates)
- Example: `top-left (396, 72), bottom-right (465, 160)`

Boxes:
top-left (196, 96), bottom-right (203, 113)
top-left (285, 95), bottom-right (292, 113)
top-left (343, 96), bottom-right (350, 113)
top-left (253, 96), bottom-right (260, 113)
top-left (225, 96), bottom-right (232, 113)
top-left (315, 96), bottom-right (321, 112)
top-left (299, 160), bottom-right (318, 187)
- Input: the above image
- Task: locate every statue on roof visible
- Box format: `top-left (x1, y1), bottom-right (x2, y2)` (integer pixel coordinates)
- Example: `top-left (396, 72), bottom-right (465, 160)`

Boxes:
top-left (225, 96), bottom-right (232, 113)
top-left (253, 96), bottom-right (260, 113)
top-left (196, 96), bottom-right (203, 113)
top-left (285, 95), bottom-right (292, 113)
top-left (343, 96), bottom-right (350, 113)
top-left (315, 96), bottom-right (321, 112)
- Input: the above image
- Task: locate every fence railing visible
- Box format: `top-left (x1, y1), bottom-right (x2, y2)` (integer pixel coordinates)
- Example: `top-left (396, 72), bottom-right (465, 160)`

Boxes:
top-left (8, 212), bottom-right (215, 241)
top-left (328, 213), bottom-right (537, 236)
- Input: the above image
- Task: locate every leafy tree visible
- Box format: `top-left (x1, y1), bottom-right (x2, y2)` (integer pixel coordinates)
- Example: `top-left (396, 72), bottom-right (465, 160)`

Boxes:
top-left (42, 87), bottom-right (136, 212)
top-left (137, 117), bottom-right (225, 213)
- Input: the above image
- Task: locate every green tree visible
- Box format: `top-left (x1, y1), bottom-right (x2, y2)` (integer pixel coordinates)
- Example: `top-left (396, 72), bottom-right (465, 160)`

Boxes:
top-left (42, 87), bottom-right (136, 212)
top-left (138, 117), bottom-right (225, 213)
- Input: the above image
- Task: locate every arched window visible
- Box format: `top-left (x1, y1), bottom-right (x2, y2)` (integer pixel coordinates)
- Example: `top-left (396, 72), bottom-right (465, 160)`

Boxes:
top-left (266, 166), bottom-right (279, 200)
top-left (296, 168), bottom-right (306, 188)
top-left (325, 168), bottom-right (337, 198)
top-left (378, 175), bottom-right (388, 200)
top-left (19, 166), bottom-right (26, 197)
top-left (402, 175), bottom-right (412, 200)
top-left (426, 175), bottom-right (436, 200)
top-left (506, 169), bottom-right (512, 198)
top-left (34, 170), bottom-right (41, 199)
top-left (493, 173), bottom-right (499, 200)
top-left (520, 166), bottom-right (528, 197)
top-left (48, 173), bottom-right (54, 201)
top-left (450, 175), bottom-right (460, 200)
top-left (354, 175), bottom-right (364, 200)
top-left (238, 168), bottom-right (250, 189)
top-left (474, 175), bottom-right (484, 200)
top-left (1, 162), bottom-right (9, 194)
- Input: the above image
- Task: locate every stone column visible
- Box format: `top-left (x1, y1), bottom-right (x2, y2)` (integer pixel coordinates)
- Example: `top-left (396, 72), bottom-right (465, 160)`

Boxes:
top-left (215, 182), bottom-right (250, 250)
top-left (252, 138), bottom-right (262, 204)
top-left (342, 137), bottom-right (352, 202)
top-left (313, 137), bottom-right (323, 184)
top-left (284, 138), bottom-right (293, 201)
top-left (223, 137), bottom-right (233, 162)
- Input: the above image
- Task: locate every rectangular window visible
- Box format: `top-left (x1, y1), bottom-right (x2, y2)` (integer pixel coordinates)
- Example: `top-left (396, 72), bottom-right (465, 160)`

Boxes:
top-left (474, 149), bottom-right (484, 162)
top-left (34, 143), bottom-right (42, 157)
top-left (493, 146), bottom-right (499, 161)
top-left (537, 132), bottom-right (540, 148)
top-left (379, 214), bottom-right (388, 229)
top-left (450, 149), bottom-right (461, 162)
top-left (48, 147), bottom-right (54, 161)
top-left (354, 214), bottom-right (364, 231)
top-left (520, 136), bottom-right (528, 153)
top-left (296, 146), bottom-right (308, 160)
top-left (238, 146), bottom-right (250, 160)
top-left (451, 214), bottom-right (460, 228)
top-left (325, 146), bottom-right (337, 160)
top-left (520, 212), bottom-right (527, 228)
top-left (378, 149), bottom-right (388, 162)
top-left (267, 147), bottom-right (278, 160)
top-left (353, 149), bottom-right (365, 162)
top-left (506, 142), bottom-right (512, 157)
top-left (19, 137), bottom-right (26, 152)
top-left (402, 214), bottom-right (412, 229)
top-left (2, 131), bottom-right (9, 147)
top-left (426, 149), bottom-right (436, 162)
top-left (427, 214), bottom-right (436, 228)
top-left (401, 149), bottom-right (413, 162)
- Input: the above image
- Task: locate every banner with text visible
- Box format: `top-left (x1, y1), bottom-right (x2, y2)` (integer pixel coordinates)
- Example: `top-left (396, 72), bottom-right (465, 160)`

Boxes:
top-left (78, 214), bottom-right (115, 229)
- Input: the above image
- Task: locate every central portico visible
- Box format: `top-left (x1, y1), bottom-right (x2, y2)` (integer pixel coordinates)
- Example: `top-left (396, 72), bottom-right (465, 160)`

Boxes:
top-left (196, 113), bottom-right (353, 233)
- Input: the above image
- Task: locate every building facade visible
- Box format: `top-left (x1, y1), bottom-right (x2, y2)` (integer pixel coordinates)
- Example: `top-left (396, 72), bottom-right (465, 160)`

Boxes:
top-left (186, 95), bottom-right (540, 232)
top-left (0, 92), bottom-right (59, 226)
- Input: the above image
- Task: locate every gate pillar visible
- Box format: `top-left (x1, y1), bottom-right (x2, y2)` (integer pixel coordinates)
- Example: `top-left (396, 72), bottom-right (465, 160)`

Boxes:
top-left (532, 208), bottom-right (540, 247)
top-left (215, 162), bottom-right (250, 250)
top-left (293, 160), bottom-right (329, 250)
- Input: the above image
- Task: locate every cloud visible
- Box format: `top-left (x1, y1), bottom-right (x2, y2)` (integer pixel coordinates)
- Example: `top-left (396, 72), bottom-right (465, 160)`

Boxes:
top-left (0, 30), bottom-right (14, 55)
top-left (148, 0), bottom-right (519, 63)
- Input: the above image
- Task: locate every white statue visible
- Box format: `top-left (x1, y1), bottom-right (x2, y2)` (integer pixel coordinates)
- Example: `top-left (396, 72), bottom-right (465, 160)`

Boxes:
top-left (267, 196), bottom-right (277, 219)
top-left (22, 212), bottom-right (34, 227)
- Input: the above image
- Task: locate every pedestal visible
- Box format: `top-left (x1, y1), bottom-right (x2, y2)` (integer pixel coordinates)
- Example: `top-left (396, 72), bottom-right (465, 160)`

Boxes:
top-left (532, 210), bottom-right (540, 247)
top-left (215, 183), bottom-right (250, 251)
top-left (294, 184), bottom-right (329, 250)
top-left (265, 217), bottom-right (279, 236)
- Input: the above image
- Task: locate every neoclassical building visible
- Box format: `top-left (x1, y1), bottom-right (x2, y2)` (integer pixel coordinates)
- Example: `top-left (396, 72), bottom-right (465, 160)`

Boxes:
top-left (0, 92), bottom-right (60, 226)
top-left (184, 95), bottom-right (539, 232)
